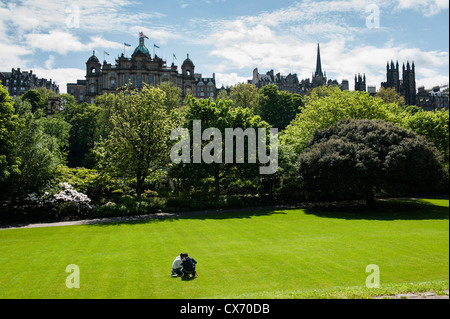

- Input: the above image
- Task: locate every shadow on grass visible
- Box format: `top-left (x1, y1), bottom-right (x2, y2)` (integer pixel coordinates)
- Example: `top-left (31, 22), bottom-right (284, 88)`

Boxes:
top-left (87, 207), bottom-right (289, 228)
top-left (87, 198), bottom-right (449, 228)
top-left (302, 199), bottom-right (449, 221)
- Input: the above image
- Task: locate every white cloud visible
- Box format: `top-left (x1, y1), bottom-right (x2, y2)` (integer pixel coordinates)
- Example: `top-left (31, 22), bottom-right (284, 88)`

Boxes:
top-left (396, 0), bottom-right (449, 16)
top-left (129, 26), bottom-right (182, 45)
top-left (24, 31), bottom-right (123, 55)
top-left (26, 31), bottom-right (85, 54)
top-left (0, 42), bottom-right (33, 70)
top-left (214, 72), bottom-right (250, 88)
top-left (194, 0), bottom-right (448, 91)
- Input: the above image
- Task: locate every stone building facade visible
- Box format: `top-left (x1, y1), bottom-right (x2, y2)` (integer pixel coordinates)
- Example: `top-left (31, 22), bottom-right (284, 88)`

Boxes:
top-left (381, 60), bottom-right (416, 106)
top-left (0, 68), bottom-right (59, 98)
top-left (67, 34), bottom-right (216, 103)
top-left (250, 43), bottom-right (348, 95)
top-left (416, 86), bottom-right (449, 111)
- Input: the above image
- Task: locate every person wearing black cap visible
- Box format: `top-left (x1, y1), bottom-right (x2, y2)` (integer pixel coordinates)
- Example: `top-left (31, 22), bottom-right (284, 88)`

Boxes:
top-left (181, 253), bottom-right (197, 279)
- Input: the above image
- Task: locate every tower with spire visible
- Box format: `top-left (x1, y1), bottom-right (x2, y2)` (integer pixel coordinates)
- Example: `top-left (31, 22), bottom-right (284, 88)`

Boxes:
top-left (311, 43), bottom-right (327, 88)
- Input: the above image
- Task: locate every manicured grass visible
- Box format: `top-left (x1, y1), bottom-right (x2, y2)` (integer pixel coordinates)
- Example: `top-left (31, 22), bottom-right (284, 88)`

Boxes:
top-left (0, 198), bottom-right (448, 299)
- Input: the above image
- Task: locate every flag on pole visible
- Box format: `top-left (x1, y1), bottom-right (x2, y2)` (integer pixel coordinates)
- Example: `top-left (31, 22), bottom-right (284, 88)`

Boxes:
top-left (104, 51), bottom-right (110, 55)
top-left (139, 32), bottom-right (149, 39)
top-left (173, 53), bottom-right (177, 60)
top-left (154, 44), bottom-right (160, 49)
top-left (124, 43), bottom-right (131, 47)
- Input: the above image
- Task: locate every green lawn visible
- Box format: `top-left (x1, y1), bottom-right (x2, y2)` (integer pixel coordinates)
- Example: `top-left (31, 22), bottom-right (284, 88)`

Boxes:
top-left (0, 198), bottom-right (448, 299)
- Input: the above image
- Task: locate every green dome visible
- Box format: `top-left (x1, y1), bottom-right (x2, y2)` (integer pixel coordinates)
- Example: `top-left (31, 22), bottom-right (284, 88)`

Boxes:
top-left (133, 44), bottom-right (150, 56)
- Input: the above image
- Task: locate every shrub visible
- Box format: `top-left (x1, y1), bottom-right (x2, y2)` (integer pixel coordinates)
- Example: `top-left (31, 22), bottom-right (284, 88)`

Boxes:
top-left (298, 119), bottom-right (447, 207)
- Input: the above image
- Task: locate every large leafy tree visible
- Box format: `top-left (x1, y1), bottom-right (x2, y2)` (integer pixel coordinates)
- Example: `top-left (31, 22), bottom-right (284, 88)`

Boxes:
top-left (257, 84), bottom-right (304, 130)
top-left (403, 109), bottom-right (449, 168)
top-left (281, 87), bottom-right (403, 155)
top-left (298, 119), bottom-right (447, 207)
top-left (4, 99), bottom-right (63, 200)
top-left (94, 85), bottom-right (174, 198)
top-left (21, 89), bottom-right (46, 112)
top-left (229, 83), bottom-right (260, 110)
top-left (61, 98), bottom-right (103, 168)
top-left (0, 84), bottom-right (21, 200)
top-left (169, 97), bottom-right (271, 196)
top-left (375, 87), bottom-right (406, 106)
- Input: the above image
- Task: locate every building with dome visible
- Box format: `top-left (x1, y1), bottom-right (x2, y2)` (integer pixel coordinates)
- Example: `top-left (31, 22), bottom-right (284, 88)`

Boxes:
top-left (67, 33), bottom-right (217, 104)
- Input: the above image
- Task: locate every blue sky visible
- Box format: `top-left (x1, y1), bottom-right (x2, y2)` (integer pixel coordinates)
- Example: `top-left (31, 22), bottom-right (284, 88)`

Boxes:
top-left (0, 0), bottom-right (448, 93)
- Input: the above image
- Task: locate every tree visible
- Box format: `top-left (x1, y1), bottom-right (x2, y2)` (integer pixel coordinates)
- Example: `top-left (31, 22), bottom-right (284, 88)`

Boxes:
top-left (7, 99), bottom-right (62, 200)
top-left (62, 100), bottom-right (103, 168)
top-left (21, 89), bottom-right (46, 112)
top-left (230, 83), bottom-right (259, 110)
top-left (257, 84), bottom-right (303, 130)
top-left (169, 97), bottom-right (271, 196)
top-left (94, 85), bottom-right (174, 198)
top-left (298, 119), bottom-right (447, 207)
top-left (0, 83), bottom-right (21, 200)
top-left (281, 88), bottom-right (403, 155)
top-left (157, 82), bottom-right (182, 111)
top-left (403, 109), bottom-right (449, 168)
top-left (375, 87), bottom-right (406, 106)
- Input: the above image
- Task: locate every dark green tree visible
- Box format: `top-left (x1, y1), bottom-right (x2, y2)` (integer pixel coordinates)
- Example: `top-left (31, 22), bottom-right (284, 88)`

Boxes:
top-left (257, 84), bottom-right (303, 130)
top-left (61, 99), bottom-right (102, 168)
top-left (21, 89), bottom-right (46, 112)
top-left (298, 119), bottom-right (447, 207)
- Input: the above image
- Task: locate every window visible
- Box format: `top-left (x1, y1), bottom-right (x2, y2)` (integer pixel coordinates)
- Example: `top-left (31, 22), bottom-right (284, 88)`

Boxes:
top-left (90, 86), bottom-right (95, 93)
top-left (136, 75), bottom-right (142, 87)
top-left (111, 79), bottom-right (115, 88)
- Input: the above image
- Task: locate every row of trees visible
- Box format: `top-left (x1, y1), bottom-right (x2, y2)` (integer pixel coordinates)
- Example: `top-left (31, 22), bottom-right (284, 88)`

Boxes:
top-left (0, 81), bottom-right (448, 218)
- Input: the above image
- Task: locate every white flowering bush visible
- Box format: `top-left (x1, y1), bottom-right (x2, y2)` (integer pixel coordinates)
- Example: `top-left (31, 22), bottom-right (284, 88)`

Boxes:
top-left (24, 182), bottom-right (93, 217)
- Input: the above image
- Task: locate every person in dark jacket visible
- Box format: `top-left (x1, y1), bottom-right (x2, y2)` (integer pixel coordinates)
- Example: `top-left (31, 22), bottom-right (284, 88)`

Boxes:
top-left (181, 253), bottom-right (197, 279)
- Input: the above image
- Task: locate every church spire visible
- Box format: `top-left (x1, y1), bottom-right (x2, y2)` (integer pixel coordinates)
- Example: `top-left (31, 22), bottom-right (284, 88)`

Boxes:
top-left (315, 43), bottom-right (323, 77)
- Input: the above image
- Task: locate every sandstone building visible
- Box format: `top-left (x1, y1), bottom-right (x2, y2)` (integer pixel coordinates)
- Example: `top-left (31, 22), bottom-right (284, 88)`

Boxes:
top-left (67, 33), bottom-right (216, 103)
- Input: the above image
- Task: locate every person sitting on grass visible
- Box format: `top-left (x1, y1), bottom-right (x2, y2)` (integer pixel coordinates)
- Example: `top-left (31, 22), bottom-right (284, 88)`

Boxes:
top-left (171, 253), bottom-right (185, 277)
top-left (181, 253), bottom-right (197, 279)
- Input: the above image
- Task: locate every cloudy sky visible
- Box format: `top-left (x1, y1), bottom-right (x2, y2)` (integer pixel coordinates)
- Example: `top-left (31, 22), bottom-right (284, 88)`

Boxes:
top-left (0, 0), bottom-right (448, 93)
